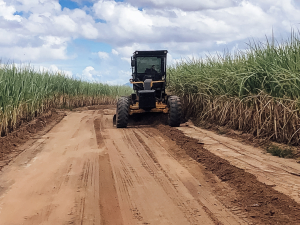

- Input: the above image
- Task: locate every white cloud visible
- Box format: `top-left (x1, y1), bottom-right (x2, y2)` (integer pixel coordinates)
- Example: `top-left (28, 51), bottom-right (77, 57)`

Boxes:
top-left (0, 45), bottom-right (68, 61)
top-left (105, 70), bottom-right (131, 85)
top-left (0, 0), bottom-right (99, 62)
top-left (81, 22), bottom-right (99, 39)
top-left (3, 0), bottom-right (299, 60)
top-left (98, 51), bottom-right (109, 59)
top-left (12, 0), bottom-right (61, 14)
top-left (111, 49), bottom-right (119, 55)
top-left (39, 36), bottom-right (70, 47)
top-left (121, 57), bottom-right (131, 64)
top-left (38, 64), bottom-right (73, 77)
top-left (115, 43), bottom-right (151, 57)
top-left (1, 0), bottom-right (300, 84)
top-left (24, 14), bottom-right (49, 34)
top-left (90, 0), bottom-right (285, 53)
top-left (118, 70), bottom-right (131, 78)
top-left (93, 1), bottom-right (153, 41)
top-left (0, 29), bottom-right (19, 45)
top-left (217, 41), bottom-right (227, 45)
top-left (126, 0), bottom-right (238, 11)
top-left (82, 66), bottom-right (95, 79)
top-left (80, 66), bottom-right (105, 81)
top-left (0, 0), bottom-right (22, 21)
top-left (53, 15), bottom-right (78, 33)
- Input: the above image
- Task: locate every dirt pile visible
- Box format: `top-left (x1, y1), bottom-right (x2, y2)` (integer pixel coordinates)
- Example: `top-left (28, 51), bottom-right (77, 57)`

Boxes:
top-left (156, 124), bottom-right (300, 224)
top-left (0, 110), bottom-right (65, 170)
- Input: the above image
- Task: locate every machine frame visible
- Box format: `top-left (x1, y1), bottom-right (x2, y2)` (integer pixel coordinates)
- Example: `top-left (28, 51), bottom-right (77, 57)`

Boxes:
top-left (129, 50), bottom-right (169, 115)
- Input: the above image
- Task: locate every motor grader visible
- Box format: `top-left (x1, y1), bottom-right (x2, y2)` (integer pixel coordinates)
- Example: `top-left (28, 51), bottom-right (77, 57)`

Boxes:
top-left (113, 50), bottom-right (181, 128)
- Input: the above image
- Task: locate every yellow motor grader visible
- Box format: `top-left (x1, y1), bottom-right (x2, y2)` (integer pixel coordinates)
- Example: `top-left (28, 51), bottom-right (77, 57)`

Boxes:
top-left (113, 50), bottom-right (181, 128)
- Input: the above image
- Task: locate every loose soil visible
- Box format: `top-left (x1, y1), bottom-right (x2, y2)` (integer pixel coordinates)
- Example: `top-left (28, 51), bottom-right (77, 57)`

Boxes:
top-left (0, 110), bottom-right (65, 170)
top-left (0, 106), bottom-right (299, 224)
top-left (156, 124), bottom-right (300, 224)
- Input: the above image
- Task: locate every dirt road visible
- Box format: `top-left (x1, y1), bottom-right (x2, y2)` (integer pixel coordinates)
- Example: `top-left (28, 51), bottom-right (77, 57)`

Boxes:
top-left (0, 106), bottom-right (299, 224)
top-left (179, 124), bottom-right (300, 204)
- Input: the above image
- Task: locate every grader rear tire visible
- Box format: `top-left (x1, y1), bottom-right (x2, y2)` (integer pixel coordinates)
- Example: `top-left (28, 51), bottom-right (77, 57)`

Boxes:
top-left (168, 96), bottom-right (181, 127)
top-left (116, 97), bottom-right (129, 128)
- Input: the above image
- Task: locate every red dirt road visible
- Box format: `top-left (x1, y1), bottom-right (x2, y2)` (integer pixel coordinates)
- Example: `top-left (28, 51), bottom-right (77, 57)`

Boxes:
top-left (179, 123), bottom-right (300, 204)
top-left (0, 106), bottom-right (299, 224)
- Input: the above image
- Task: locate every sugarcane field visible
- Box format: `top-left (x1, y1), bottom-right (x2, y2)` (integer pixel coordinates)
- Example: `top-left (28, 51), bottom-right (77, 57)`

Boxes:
top-left (1, 35), bottom-right (300, 224)
top-left (1, 1), bottom-right (300, 224)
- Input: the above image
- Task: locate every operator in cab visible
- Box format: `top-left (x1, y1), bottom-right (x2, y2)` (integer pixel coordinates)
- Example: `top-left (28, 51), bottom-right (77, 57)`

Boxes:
top-left (144, 65), bottom-right (161, 81)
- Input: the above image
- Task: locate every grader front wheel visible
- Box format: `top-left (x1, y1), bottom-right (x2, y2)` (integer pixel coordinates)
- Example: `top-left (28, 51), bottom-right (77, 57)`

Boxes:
top-left (168, 96), bottom-right (181, 127)
top-left (116, 97), bottom-right (129, 128)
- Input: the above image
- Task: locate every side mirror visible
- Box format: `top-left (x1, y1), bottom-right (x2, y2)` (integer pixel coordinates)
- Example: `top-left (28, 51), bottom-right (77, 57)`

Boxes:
top-left (131, 59), bottom-right (135, 67)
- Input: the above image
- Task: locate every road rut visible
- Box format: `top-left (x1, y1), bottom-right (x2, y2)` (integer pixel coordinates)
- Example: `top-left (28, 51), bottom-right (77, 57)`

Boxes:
top-left (0, 107), bottom-right (296, 224)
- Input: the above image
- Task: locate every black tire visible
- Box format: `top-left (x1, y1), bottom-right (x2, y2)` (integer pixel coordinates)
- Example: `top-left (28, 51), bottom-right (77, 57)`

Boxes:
top-left (168, 96), bottom-right (182, 127)
top-left (116, 96), bottom-right (130, 128)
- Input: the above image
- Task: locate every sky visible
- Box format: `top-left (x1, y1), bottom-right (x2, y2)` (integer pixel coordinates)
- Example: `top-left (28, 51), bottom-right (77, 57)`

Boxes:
top-left (1, 0), bottom-right (300, 84)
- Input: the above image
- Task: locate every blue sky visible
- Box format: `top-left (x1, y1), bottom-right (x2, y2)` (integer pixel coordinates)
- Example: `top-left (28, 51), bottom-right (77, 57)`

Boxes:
top-left (1, 0), bottom-right (300, 84)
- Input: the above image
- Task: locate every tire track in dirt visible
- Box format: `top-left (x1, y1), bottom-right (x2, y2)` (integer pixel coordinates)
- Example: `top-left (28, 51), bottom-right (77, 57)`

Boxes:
top-left (157, 124), bottom-right (300, 224)
top-left (100, 110), bottom-right (246, 225)
top-left (106, 137), bottom-right (153, 224)
top-left (0, 110), bottom-right (65, 171)
top-left (2, 107), bottom-right (294, 225)
top-left (98, 153), bottom-right (124, 225)
top-left (94, 115), bottom-right (105, 149)
top-left (93, 114), bottom-right (124, 224)
top-left (133, 127), bottom-right (246, 225)
top-left (0, 111), bottom-right (104, 225)
top-left (180, 124), bottom-right (300, 204)
top-left (131, 129), bottom-right (212, 224)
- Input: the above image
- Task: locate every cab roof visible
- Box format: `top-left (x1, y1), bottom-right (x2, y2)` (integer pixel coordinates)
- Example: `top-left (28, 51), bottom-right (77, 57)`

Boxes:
top-left (133, 50), bottom-right (168, 56)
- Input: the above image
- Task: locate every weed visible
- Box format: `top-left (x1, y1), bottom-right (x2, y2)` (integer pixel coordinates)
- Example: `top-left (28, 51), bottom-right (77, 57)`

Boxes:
top-left (217, 127), bottom-right (228, 135)
top-left (266, 145), bottom-right (294, 158)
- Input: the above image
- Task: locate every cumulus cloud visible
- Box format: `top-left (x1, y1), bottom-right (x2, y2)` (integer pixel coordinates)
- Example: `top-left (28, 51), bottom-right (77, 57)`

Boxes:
top-left (81, 22), bottom-right (99, 39)
top-left (126, 0), bottom-right (239, 11)
top-left (0, 28), bottom-right (20, 45)
top-left (53, 15), bottom-right (78, 33)
top-left (114, 43), bottom-right (151, 58)
top-left (38, 64), bottom-right (73, 77)
top-left (111, 49), bottom-right (119, 55)
top-left (90, 0), bottom-right (300, 63)
top-left (80, 66), bottom-right (105, 81)
top-left (11, 0), bottom-right (61, 14)
top-left (82, 66), bottom-right (96, 79)
top-left (0, 45), bottom-right (68, 62)
top-left (97, 51), bottom-right (109, 59)
top-left (93, 1), bottom-right (154, 42)
top-left (3, 0), bottom-right (300, 61)
top-left (0, 0), bottom-right (99, 62)
top-left (1, 0), bottom-right (300, 84)
top-left (91, 0), bottom-right (281, 53)
top-left (0, 33), bottom-right (70, 61)
top-left (0, 0), bottom-right (22, 21)
top-left (106, 70), bottom-right (132, 85)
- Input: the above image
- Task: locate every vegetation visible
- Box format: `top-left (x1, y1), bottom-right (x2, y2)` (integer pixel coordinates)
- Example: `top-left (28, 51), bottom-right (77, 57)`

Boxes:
top-left (168, 32), bottom-right (300, 98)
top-left (168, 32), bottom-right (300, 144)
top-left (266, 145), bottom-right (294, 158)
top-left (0, 64), bottom-right (132, 135)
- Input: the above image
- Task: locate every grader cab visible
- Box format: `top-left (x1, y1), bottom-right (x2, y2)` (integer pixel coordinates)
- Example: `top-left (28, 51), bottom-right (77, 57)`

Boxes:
top-left (114, 50), bottom-right (181, 128)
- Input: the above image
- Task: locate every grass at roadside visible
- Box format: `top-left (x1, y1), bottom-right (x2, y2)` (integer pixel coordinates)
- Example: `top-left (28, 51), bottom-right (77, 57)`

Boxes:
top-left (168, 32), bottom-right (300, 99)
top-left (266, 145), bottom-right (294, 158)
top-left (167, 32), bottom-right (300, 145)
top-left (0, 63), bottom-right (132, 136)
